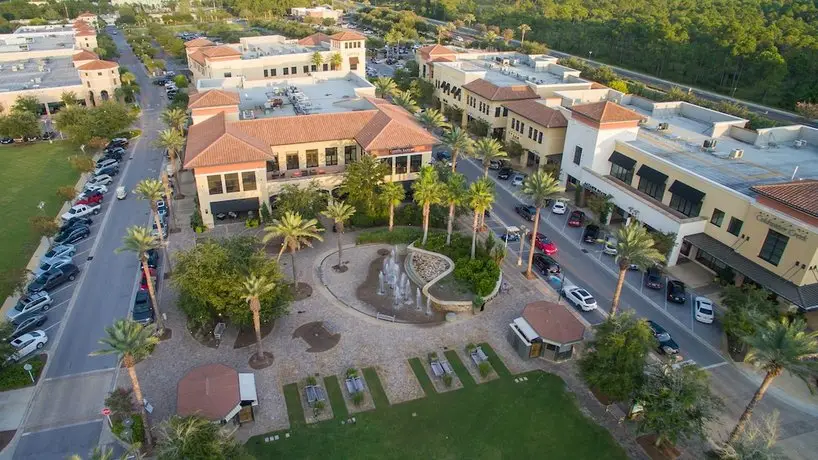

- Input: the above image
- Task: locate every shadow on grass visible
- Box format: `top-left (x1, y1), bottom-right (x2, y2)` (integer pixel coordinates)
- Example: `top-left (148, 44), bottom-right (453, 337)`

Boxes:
top-left (444, 350), bottom-right (475, 387)
top-left (407, 358), bottom-right (436, 397)
top-left (323, 375), bottom-right (348, 419)
top-left (283, 383), bottom-right (305, 427)
top-left (478, 342), bottom-right (511, 377)
top-left (362, 367), bottom-right (389, 408)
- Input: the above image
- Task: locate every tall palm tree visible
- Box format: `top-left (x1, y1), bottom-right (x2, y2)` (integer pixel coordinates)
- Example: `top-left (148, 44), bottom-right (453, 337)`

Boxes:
top-left (610, 221), bottom-right (666, 315)
top-left (462, 13), bottom-right (475, 27)
top-left (330, 52), bottom-right (343, 70)
top-left (154, 128), bottom-right (185, 174)
top-left (90, 319), bottom-right (159, 447)
top-left (443, 172), bottom-right (468, 245)
top-left (474, 137), bottom-right (507, 177)
top-left (416, 108), bottom-right (450, 133)
top-left (441, 126), bottom-right (473, 172)
top-left (156, 415), bottom-right (244, 459)
top-left (728, 318), bottom-right (818, 443)
top-left (120, 71), bottom-right (137, 86)
top-left (311, 51), bottom-right (323, 71)
top-left (262, 211), bottom-right (323, 287)
top-left (468, 178), bottom-right (494, 259)
top-left (374, 77), bottom-right (397, 99)
top-left (520, 171), bottom-right (562, 279)
top-left (240, 274), bottom-right (276, 362)
top-left (412, 166), bottom-right (444, 246)
top-left (161, 107), bottom-right (187, 132)
top-left (518, 24), bottom-right (531, 45)
top-left (393, 90), bottom-right (419, 113)
top-left (134, 178), bottom-right (171, 272)
top-left (485, 31), bottom-right (498, 50)
top-left (118, 226), bottom-right (163, 331)
top-left (321, 201), bottom-right (356, 268)
top-left (381, 181), bottom-right (405, 232)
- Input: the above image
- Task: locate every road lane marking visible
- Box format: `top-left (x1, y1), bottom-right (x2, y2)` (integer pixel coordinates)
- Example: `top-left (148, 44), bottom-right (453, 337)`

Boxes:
top-left (701, 362), bottom-right (728, 370)
top-left (43, 321), bottom-right (61, 333)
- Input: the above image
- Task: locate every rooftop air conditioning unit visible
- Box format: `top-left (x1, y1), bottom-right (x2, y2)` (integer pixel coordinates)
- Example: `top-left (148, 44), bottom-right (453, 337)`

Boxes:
top-left (657, 122), bottom-right (669, 131)
top-left (729, 148), bottom-right (744, 159)
top-left (794, 139), bottom-right (807, 149)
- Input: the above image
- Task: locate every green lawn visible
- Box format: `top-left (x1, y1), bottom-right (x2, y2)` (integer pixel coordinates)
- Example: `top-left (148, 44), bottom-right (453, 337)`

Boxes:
top-left (249, 369), bottom-right (627, 459)
top-left (0, 141), bottom-right (82, 298)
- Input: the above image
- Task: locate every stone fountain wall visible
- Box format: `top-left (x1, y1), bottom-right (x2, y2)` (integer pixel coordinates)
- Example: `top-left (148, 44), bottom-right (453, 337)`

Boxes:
top-left (405, 243), bottom-right (473, 314)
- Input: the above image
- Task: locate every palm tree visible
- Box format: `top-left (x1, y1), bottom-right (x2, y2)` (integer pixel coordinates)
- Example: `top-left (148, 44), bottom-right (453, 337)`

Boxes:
top-left (485, 31), bottom-right (498, 50)
top-left (468, 178), bottom-right (494, 259)
top-left (374, 77), bottom-right (397, 99)
top-left (161, 107), bottom-right (187, 132)
top-left (90, 319), bottom-right (159, 447)
top-left (330, 52), bottom-right (342, 71)
top-left (610, 221), bottom-right (666, 315)
top-left (240, 274), bottom-right (276, 363)
top-left (154, 128), bottom-right (185, 174)
top-left (416, 108), bottom-right (450, 133)
top-left (120, 71), bottom-right (137, 86)
top-left (262, 211), bottom-right (323, 287)
top-left (156, 415), bottom-right (244, 459)
top-left (392, 90), bottom-right (419, 113)
top-left (412, 166), bottom-right (444, 246)
top-left (728, 318), bottom-right (818, 443)
top-left (60, 91), bottom-right (78, 106)
top-left (520, 171), bottom-right (562, 279)
top-left (443, 172), bottom-right (468, 245)
top-left (462, 13), bottom-right (475, 27)
top-left (321, 201), bottom-right (356, 268)
top-left (441, 126), bottom-right (474, 172)
top-left (518, 24), bottom-right (531, 45)
top-left (381, 181), bottom-right (405, 232)
top-left (117, 226), bottom-right (163, 331)
top-left (474, 137), bottom-right (507, 177)
top-left (311, 51), bottom-right (323, 71)
top-left (134, 178), bottom-right (170, 272)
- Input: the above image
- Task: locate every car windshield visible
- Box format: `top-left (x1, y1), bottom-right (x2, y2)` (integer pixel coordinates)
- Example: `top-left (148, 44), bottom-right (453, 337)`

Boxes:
top-left (39, 262), bottom-right (50, 271)
top-left (656, 332), bottom-right (671, 342)
top-left (699, 307), bottom-right (713, 315)
top-left (44, 249), bottom-right (56, 258)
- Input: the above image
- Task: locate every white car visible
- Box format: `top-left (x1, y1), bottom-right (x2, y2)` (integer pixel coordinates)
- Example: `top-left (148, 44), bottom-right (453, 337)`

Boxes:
top-left (84, 184), bottom-right (108, 194)
top-left (561, 285), bottom-right (598, 311)
top-left (61, 203), bottom-right (101, 221)
top-left (34, 255), bottom-right (72, 277)
top-left (511, 174), bottom-right (525, 186)
top-left (603, 237), bottom-right (618, 256)
top-left (87, 174), bottom-right (113, 187)
top-left (551, 201), bottom-right (567, 214)
top-left (40, 244), bottom-right (76, 265)
top-left (695, 296), bottom-right (715, 324)
top-left (9, 331), bottom-right (47, 362)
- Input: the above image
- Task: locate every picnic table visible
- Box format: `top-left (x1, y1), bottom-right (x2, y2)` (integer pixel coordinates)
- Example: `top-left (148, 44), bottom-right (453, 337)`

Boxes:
top-left (470, 346), bottom-right (489, 366)
top-left (441, 360), bottom-right (454, 375)
top-left (345, 376), bottom-right (364, 393)
top-left (305, 385), bottom-right (325, 406)
top-left (430, 360), bottom-right (444, 377)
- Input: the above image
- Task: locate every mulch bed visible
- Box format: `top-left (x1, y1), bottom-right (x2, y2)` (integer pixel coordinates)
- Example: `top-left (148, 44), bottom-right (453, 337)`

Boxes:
top-left (291, 283), bottom-right (313, 301)
top-left (590, 386), bottom-right (616, 406)
top-left (636, 435), bottom-right (681, 460)
top-left (248, 351), bottom-right (274, 370)
top-left (233, 321), bottom-right (275, 349)
top-left (292, 321), bottom-right (340, 353)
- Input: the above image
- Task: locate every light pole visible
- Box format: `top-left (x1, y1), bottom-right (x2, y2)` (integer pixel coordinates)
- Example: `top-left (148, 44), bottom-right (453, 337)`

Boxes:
top-left (588, 51), bottom-right (593, 61)
top-left (517, 225), bottom-right (527, 266)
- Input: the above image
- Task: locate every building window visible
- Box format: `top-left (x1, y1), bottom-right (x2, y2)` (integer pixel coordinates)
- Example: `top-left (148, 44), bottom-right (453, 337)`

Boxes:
top-left (264, 69), bottom-right (268, 77)
top-left (637, 178), bottom-right (664, 201)
top-left (395, 156), bottom-right (408, 174)
top-left (495, 107), bottom-right (501, 117)
top-left (528, 127), bottom-right (533, 138)
top-left (303, 65), bottom-right (309, 73)
top-left (710, 209), bottom-right (725, 227)
top-left (758, 229), bottom-right (788, 266)
top-left (538, 132), bottom-right (543, 143)
top-left (98, 72), bottom-right (102, 76)
top-left (381, 157), bottom-right (393, 173)
top-left (350, 62), bottom-right (357, 70)
top-left (224, 72), bottom-right (232, 77)
top-left (224, 173), bottom-right (240, 193)
top-left (306, 150), bottom-right (319, 168)
top-left (669, 194), bottom-right (702, 217)
top-left (610, 163), bottom-right (633, 185)
top-left (241, 172), bottom-right (257, 191)
top-left (696, 249), bottom-right (727, 273)
top-left (267, 158), bottom-right (279, 173)
top-left (325, 147), bottom-right (338, 166)
top-left (520, 122), bottom-right (524, 133)
top-left (286, 153), bottom-right (299, 170)
top-left (207, 175), bottom-right (223, 195)
top-left (503, 107), bottom-right (508, 116)
top-left (323, 63), bottom-right (328, 71)
top-left (727, 217), bottom-right (743, 236)
top-left (311, 64), bottom-right (317, 72)
top-left (573, 146), bottom-right (582, 165)
top-left (291, 66), bottom-right (297, 74)
top-left (283, 67), bottom-right (289, 75)
top-left (271, 69), bottom-right (276, 76)
top-left (410, 154), bottom-right (422, 172)
top-left (344, 145), bottom-right (356, 163)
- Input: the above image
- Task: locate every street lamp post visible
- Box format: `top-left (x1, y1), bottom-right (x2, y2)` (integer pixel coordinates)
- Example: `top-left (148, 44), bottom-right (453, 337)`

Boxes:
top-left (588, 51), bottom-right (593, 61)
top-left (517, 225), bottom-right (527, 266)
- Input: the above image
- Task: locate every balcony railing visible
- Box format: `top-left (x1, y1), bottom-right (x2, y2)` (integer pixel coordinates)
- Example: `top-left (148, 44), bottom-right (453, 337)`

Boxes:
top-left (266, 164), bottom-right (346, 181)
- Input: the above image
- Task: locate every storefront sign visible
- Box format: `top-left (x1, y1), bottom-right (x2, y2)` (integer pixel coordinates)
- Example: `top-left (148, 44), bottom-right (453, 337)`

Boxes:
top-left (756, 212), bottom-right (809, 241)
top-left (389, 146), bottom-right (416, 155)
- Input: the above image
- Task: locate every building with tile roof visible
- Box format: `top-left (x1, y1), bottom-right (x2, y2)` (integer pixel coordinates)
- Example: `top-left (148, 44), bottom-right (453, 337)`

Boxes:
top-left (291, 5), bottom-right (342, 21)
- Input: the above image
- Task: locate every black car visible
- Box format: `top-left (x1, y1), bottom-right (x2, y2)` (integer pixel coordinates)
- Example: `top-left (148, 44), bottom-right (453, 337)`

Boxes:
top-left (104, 147), bottom-right (126, 160)
top-left (498, 167), bottom-right (513, 180)
top-left (515, 204), bottom-right (536, 221)
top-left (146, 248), bottom-right (160, 269)
top-left (153, 77), bottom-right (169, 85)
top-left (582, 224), bottom-right (600, 243)
top-left (10, 314), bottom-right (47, 339)
top-left (532, 253), bottom-right (561, 275)
top-left (0, 137), bottom-right (13, 144)
top-left (434, 150), bottom-right (451, 162)
top-left (41, 132), bottom-right (55, 140)
top-left (647, 320), bottom-right (680, 355)
top-left (27, 264), bottom-right (79, 293)
top-left (132, 291), bottom-right (154, 324)
top-left (667, 280), bottom-right (686, 304)
top-left (59, 216), bottom-right (93, 233)
top-left (96, 164), bottom-right (120, 176)
top-left (105, 139), bottom-right (128, 150)
top-left (645, 266), bottom-right (663, 290)
top-left (54, 225), bottom-right (90, 244)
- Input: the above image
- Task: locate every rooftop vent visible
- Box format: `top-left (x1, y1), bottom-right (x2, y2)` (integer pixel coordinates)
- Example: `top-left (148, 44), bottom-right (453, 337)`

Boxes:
top-left (794, 139), bottom-right (807, 149)
top-left (657, 122), bottom-right (669, 131)
top-left (729, 149), bottom-right (744, 159)
top-left (703, 139), bottom-right (718, 152)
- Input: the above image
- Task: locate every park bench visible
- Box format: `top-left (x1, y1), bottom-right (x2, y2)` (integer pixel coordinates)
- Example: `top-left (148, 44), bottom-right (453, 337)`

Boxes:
top-left (441, 360), bottom-right (454, 375)
top-left (345, 376), bottom-right (364, 393)
top-left (430, 360), bottom-right (444, 377)
top-left (306, 385), bottom-right (325, 406)
top-left (470, 347), bottom-right (488, 366)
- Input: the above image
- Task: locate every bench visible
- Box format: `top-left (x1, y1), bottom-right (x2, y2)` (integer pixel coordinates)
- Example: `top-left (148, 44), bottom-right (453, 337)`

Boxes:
top-left (213, 322), bottom-right (226, 341)
top-left (430, 360), bottom-right (444, 377)
top-left (476, 347), bottom-right (489, 362)
top-left (305, 385), bottom-right (325, 406)
top-left (441, 360), bottom-right (454, 375)
top-left (345, 376), bottom-right (365, 394)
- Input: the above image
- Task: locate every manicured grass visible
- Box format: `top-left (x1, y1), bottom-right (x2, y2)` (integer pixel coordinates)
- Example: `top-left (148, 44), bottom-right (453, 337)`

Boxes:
top-left (323, 375), bottom-right (348, 419)
top-left (248, 370), bottom-right (627, 459)
top-left (407, 358), bottom-right (435, 396)
top-left (444, 350), bottom-right (475, 387)
top-left (362, 367), bottom-right (389, 408)
top-left (0, 355), bottom-right (45, 391)
top-left (282, 383), bottom-right (305, 426)
top-left (478, 342), bottom-right (511, 377)
top-left (0, 141), bottom-right (82, 298)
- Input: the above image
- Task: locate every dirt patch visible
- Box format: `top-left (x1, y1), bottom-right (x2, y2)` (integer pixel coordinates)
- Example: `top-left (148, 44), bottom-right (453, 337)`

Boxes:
top-left (0, 430), bottom-right (15, 453)
top-left (158, 327), bottom-right (173, 341)
top-left (187, 324), bottom-right (219, 349)
top-left (292, 321), bottom-right (340, 353)
top-left (248, 351), bottom-right (274, 370)
top-left (636, 434), bottom-right (681, 460)
top-left (332, 264), bottom-right (349, 273)
top-left (291, 282), bottom-right (313, 301)
top-left (233, 320), bottom-right (275, 349)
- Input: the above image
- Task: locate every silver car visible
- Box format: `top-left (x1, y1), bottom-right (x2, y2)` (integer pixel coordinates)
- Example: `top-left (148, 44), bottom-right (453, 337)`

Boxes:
top-left (7, 291), bottom-right (53, 323)
top-left (34, 255), bottom-right (73, 277)
top-left (40, 244), bottom-right (76, 266)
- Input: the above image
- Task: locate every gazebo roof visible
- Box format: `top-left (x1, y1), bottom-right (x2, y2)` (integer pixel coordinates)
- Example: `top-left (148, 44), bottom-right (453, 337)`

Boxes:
top-left (521, 301), bottom-right (585, 345)
top-left (176, 364), bottom-right (239, 420)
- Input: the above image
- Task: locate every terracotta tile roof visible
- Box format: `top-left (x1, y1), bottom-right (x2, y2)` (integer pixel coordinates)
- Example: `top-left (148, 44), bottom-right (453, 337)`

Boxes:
top-left (355, 99), bottom-right (439, 151)
top-left (75, 30), bottom-right (96, 37)
top-left (72, 50), bottom-right (98, 61)
top-left (188, 51), bottom-right (205, 65)
top-left (184, 37), bottom-right (214, 48)
top-left (418, 44), bottom-right (455, 59)
top-left (236, 111), bottom-right (375, 147)
top-left (570, 101), bottom-right (643, 123)
top-left (590, 82), bottom-right (608, 90)
top-left (330, 31), bottom-right (366, 41)
top-left (429, 56), bottom-right (455, 63)
top-left (462, 79), bottom-right (539, 102)
top-left (200, 45), bottom-right (242, 58)
top-left (77, 12), bottom-right (96, 18)
top-left (522, 301), bottom-right (585, 344)
top-left (73, 21), bottom-right (91, 30)
top-left (751, 180), bottom-right (818, 218)
top-left (177, 364), bottom-right (239, 421)
top-left (184, 113), bottom-right (273, 168)
top-left (188, 89), bottom-right (240, 109)
top-left (503, 100), bottom-right (567, 128)
top-left (297, 33), bottom-right (331, 46)
top-left (77, 60), bottom-right (118, 71)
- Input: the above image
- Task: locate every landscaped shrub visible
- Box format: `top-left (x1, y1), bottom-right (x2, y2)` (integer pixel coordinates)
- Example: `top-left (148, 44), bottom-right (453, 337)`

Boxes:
top-left (350, 211), bottom-right (387, 228)
top-left (428, 352), bottom-right (438, 361)
top-left (395, 203), bottom-right (447, 228)
top-left (306, 376), bottom-right (317, 386)
top-left (346, 368), bottom-right (358, 378)
top-left (442, 373), bottom-right (453, 387)
top-left (130, 414), bottom-right (145, 443)
top-left (421, 232), bottom-right (476, 261)
top-left (478, 361), bottom-right (493, 378)
top-left (190, 206), bottom-right (203, 231)
top-left (313, 400), bottom-right (325, 414)
top-left (454, 257), bottom-right (500, 296)
top-left (105, 388), bottom-right (135, 419)
top-left (352, 391), bottom-right (365, 406)
top-left (466, 343), bottom-right (477, 353)
top-left (356, 228), bottom-right (422, 245)
top-left (0, 356), bottom-right (44, 391)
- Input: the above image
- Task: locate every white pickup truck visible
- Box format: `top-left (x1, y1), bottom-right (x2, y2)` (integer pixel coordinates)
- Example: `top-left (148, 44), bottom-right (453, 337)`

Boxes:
top-left (61, 203), bottom-right (101, 222)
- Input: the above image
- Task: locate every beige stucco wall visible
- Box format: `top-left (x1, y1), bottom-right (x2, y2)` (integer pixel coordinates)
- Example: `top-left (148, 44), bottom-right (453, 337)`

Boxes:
top-left (0, 84), bottom-right (85, 114)
top-left (79, 65), bottom-right (121, 104)
top-left (194, 162), bottom-right (267, 228)
top-left (75, 34), bottom-right (98, 51)
top-left (463, 89), bottom-right (510, 129)
top-left (504, 112), bottom-right (565, 161)
top-left (0, 48), bottom-right (75, 63)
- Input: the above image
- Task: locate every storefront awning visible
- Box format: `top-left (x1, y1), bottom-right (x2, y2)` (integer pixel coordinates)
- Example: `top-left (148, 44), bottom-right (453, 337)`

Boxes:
top-left (210, 198), bottom-right (260, 214)
top-left (239, 373), bottom-right (258, 404)
top-left (513, 317), bottom-right (539, 342)
top-left (636, 165), bottom-right (668, 184)
top-left (669, 180), bottom-right (705, 203)
top-left (609, 151), bottom-right (636, 170)
top-left (349, 56), bottom-right (359, 65)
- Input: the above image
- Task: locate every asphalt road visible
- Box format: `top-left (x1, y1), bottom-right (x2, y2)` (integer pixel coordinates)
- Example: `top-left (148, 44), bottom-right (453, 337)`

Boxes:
top-left (12, 26), bottom-right (167, 460)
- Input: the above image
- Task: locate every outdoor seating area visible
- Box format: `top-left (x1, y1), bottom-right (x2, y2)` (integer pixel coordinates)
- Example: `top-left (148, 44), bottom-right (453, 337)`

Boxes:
top-left (429, 354), bottom-right (454, 378)
top-left (305, 384), bottom-right (326, 406)
top-left (470, 346), bottom-right (489, 366)
top-left (344, 375), bottom-right (364, 394)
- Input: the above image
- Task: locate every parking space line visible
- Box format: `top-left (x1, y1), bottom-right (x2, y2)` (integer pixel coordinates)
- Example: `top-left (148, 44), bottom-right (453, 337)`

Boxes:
top-left (42, 321), bottom-right (61, 333)
top-left (46, 283), bottom-right (76, 297)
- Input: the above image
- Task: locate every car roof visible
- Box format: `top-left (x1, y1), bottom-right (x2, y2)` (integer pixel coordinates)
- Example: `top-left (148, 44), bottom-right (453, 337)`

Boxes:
top-left (669, 280), bottom-right (684, 287)
top-left (647, 320), bottom-right (665, 332)
top-left (695, 296), bottom-right (712, 305)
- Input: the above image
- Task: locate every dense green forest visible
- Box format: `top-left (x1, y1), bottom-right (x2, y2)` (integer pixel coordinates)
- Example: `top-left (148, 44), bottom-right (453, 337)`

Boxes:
top-left (390, 0), bottom-right (818, 110)
top-left (0, 0), bottom-right (114, 31)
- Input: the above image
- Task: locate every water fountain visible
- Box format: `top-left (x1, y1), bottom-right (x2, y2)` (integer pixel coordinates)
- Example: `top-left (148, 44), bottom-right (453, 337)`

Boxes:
top-left (377, 271), bottom-right (385, 295)
top-left (425, 295), bottom-right (432, 316)
top-left (416, 287), bottom-right (422, 311)
top-left (402, 277), bottom-right (412, 304)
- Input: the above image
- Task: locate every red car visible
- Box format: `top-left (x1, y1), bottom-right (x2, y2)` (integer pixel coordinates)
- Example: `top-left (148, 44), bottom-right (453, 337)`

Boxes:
top-left (75, 193), bottom-right (103, 206)
top-left (567, 210), bottom-right (586, 227)
top-left (140, 267), bottom-right (158, 291)
top-left (535, 233), bottom-right (558, 255)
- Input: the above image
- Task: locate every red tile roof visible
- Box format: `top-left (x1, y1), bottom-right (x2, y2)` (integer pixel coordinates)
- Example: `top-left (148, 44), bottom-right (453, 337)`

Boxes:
top-left (297, 33), bottom-right (331, 46)
top-left (184, 37), bottom-right (214, 48)
top-left (462, 79), bottom-right (539, 102)
top-left (188, 89), bottom-right (240, 109)
top-left (75, 30), bottom-right (96, 37)
top-left (72, 50), bottom-right (98, 61)
top-left (77, 12), bottom-right (96, 18)
top-left (330, 31), bottom-right (366, 41)
top-left (77, 60), bottom-right (118, 71)
top-left (503, 100), bottom-right (567, 128)
top-left (177, 364), bottom-right (240, 421)
top-left (751, 180), bottom-right (818, 218)
top-left (188, 51), bottom-right (205, 65)
top-left (570, 101), bottom-right (643, 123)
top-left (200, 45), bottom-right (242, 58)
top-left (184, 113), bottom-right (273, 168)
top-left (418, 44), bottom-right (455, 59)
top-left (522, 301), bottom-right (585, 344)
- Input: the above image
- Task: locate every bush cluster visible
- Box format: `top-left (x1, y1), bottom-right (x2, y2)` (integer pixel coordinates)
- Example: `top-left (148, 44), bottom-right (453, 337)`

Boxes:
top-left (356, 228), bottom-right (422, 245)
top-left (453, 257), bottom-right (500, 297)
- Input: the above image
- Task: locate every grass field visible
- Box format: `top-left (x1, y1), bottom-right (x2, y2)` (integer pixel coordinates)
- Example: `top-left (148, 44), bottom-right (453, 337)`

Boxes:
top-left (248, 366), bottom-right (627, 460)
top-left (0, 141), bottom-right (82, 299)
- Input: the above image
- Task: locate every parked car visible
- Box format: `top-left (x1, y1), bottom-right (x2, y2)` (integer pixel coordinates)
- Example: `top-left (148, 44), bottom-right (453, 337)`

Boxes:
top-left (603, 237), bottom-right (618, 256)
top-left (561, 285), bottom-right (598, 311)
top-left (647, 320), bottom-right (680, 355)
top-left (551, 201), bottom-right (567, 215)
top-left (146, 249), bottom-right (159, 269)
top-left (667, 280), bottom-right (687, 304)
top-left (140, 267), bottom-right (157, 291)
top-left (53, 225), bottom-right (90, 244)
top-left (106, 138), bottom-right (128, 149)
top-left (34, 255), bottom-right (72, 277)
top-left (434, 150), bottom-right (451, 162)
top-left (0, 137), bottom-right (13, 144)
top-left (694, 296), bottom-right (715, 324)
top-left (103, 148), bottom-right (125, 160)
top-left (152, 220), bottom-right (168, 238)
top-left (532, 253), bottom-right (560, 275)
top-left (156, 200), bottom-right (167, 218)
top-left (498, 167), bottom-right (513, 180)
top-left (534, 233), bottom-right (558, 255)
top-left (96, 165), bottom-right (120, 177)
top-left (59, 216), bottom-right (92, 233)
top-left (6, 291), bottom-right (52, 323)
top-left (511, 174), bottom-right (525, 186)
top-left (10, 314), bottom-right (47, 339)
top-left (41, 131), bottom-right (55, 140)
top-left (500, 231), bottom-right (520, 243)
top-left (27, 264), bottom-right (79, 293)
top-left (488, 159), bottom-right (502, 170)
top-left (83, 184), bottom-right (108, 194)
top-left (583, 224), bottom-right (600, 244)
top-left (61, 203), bottom-right (100, 222)
top-left (8, 331), bottom-right (47, 362)
top-left (567, 210), bottom-right (586, 227)
top-left (132, 291), bottom-right (155, 324)
top-left (41, 244), bottom-right (75, 265)
top-left (95, 157), bottom-right (118, 169)
top-left (86, 174), bottom-right (113, 187)
top-left (644, 266), bottom-right (663, 289)
top-left (75, 193), bottom-right (103, 206)
top-left (514, 204), bottom-right (536, 221)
